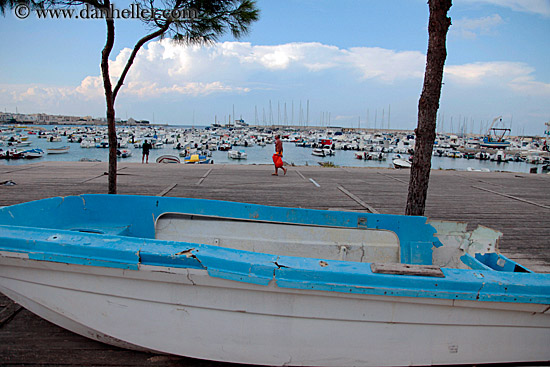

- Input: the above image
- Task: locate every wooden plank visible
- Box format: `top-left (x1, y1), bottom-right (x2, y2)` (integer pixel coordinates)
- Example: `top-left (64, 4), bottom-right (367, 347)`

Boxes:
top-left (337, 185), bottom-right (379, 214)
top-left (377, 171), bottom-right (409, 184)
top-left (371, 263), bottom-right (445, 277)
top-left (309, 178), bottom-right (320, 187)
top-left (295, 170), bottom-right (307, 180)
top-left (196, 168), bottom-right (213, 185)
top-left (472, 185), bottom-right (550, 210)
top-left (157, 183), bottom-right (177, 197)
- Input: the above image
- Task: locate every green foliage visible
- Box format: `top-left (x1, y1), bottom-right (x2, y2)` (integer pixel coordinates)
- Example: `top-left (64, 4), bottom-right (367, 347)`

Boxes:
top-left (1, 0), bottom-right (260, 45)
top-left (154, 0), bottom-right (260, 45)
top-left (0, 0), bottom-right (43, 14)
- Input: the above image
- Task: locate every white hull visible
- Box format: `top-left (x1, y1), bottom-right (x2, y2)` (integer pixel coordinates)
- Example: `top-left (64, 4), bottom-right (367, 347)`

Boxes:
top-left (1, 254), bottom-right (549, 367)
top-left (46, 146), bottom-right (70, 154)
top-left (228, 150), bottom-right (247, 159)
top-left (393, 158), bottom-right (412, 169)
top-left (156, 155), bottom-right (180, 164)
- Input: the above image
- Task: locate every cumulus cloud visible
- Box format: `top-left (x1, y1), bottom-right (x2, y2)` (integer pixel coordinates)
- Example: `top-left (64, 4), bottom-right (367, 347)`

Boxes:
top-left (458, 0), bottom-right (550, 17)
top-left (452, 14), bottom-right (504, 39)
top-left (445, 61), bottom-right (532, 82)
top-left (344, 47), bottom-right (426, 81)
top-left (57, 40), bottom-right (429, 101)
top-left (445, 61), bottom-right (550, 95)
top-left (1, 40), bottom-right (549, 113)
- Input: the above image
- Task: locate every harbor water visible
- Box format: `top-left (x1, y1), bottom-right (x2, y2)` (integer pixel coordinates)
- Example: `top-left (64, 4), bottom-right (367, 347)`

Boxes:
top-left (0, 125), bottom-right (545, 174)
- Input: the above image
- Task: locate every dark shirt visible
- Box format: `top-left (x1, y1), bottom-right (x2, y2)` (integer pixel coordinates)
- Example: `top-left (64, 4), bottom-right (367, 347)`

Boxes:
top-left (142, 142), bottom-right (152, 155)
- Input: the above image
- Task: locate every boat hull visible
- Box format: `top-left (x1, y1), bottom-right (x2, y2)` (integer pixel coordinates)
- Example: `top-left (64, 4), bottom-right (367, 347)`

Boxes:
top-left (155, 155), bottom-right (180, 164)
top-left (46, 146), bottom-right (70, 154)
top-left (1, 254), bottom-right (549, 367)
top-left (393, 158), bottom-right (412, 169)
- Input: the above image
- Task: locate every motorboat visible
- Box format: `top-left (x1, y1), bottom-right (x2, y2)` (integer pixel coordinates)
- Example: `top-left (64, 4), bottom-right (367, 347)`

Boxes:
top-left (116, 149), bottom-right (132, 158)
top-left (312, 148), bottom-right (334, 157)
top-left (22, 148), bottom-right (44, 159)
top-left (228, 150), bottom-right (247, 159)
top-left (182, 154), bottom-right (212, 164)
top-left (0, 195), bottom-right (548, 366)
top-left (392, 156), bottom-right (412, 169)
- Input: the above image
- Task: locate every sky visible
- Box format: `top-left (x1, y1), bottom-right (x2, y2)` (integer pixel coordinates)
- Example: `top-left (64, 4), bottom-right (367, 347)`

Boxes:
top-left (0, 0), bottom-right (549, 135)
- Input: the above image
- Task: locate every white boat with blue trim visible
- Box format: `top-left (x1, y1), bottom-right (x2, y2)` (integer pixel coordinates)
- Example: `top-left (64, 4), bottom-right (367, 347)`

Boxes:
top-left (0, 194), bottom-right (548, 366)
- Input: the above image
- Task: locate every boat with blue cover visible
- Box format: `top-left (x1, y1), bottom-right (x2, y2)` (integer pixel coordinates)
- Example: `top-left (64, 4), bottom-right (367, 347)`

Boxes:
top-left (0, 194), bottom-right (548, 366)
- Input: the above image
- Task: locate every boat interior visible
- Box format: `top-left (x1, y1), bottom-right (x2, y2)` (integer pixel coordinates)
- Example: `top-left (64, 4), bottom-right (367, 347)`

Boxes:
top-left (0, 194), bottom-right (531, 274)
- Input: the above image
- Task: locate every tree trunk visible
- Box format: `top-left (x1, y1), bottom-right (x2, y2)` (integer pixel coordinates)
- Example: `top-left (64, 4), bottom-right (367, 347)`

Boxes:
top-left (405, 0), bottom-right (452, 216)
top-left (100, 14), bottom-right (117, 194)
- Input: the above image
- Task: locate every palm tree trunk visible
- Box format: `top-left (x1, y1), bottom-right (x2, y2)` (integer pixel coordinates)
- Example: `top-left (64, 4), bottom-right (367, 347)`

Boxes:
top-left (405, 0), bottom-right (452, 216)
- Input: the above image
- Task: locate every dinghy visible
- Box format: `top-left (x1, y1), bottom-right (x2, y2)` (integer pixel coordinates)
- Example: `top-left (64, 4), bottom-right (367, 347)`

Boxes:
top-left (155, 155), bottom-right (180, 164)
top-left (393, 157), bottom-right (412, 169)
top-left (0, 195), bottom-right (548, 366)
top-left (46, 146), bottom-right (70, 154)
top-left (227, 150), bottom-right (247, 159)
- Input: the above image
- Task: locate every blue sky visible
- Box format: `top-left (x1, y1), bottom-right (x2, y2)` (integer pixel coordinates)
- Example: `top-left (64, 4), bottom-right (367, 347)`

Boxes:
top-left (0, 0), bottom-right (549, 135)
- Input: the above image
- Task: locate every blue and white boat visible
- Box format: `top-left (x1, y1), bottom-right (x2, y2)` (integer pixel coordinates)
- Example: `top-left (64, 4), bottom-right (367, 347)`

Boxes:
top-left (479, 131), bottom-right (512, 149)
top-left (0, 195), bottom-right (548, 366)
top-left (479, 116), bottom-right (512, 149)
top-left (182, 153), bottom-right (211, 164)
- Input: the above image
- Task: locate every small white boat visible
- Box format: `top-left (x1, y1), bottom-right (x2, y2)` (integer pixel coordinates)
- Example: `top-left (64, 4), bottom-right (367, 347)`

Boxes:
top-left (312, 148), bottom-right (334, 157)
top-left (116, 149), bottom-right (132, 158)
top-left (156, 155), bottom-right (180, 164)
top-left (47, 136), bottom-right (62, 142)
top-left (490, 150), bottom-right (510, 162)
top-left (80, 140), bottom-right (95, 148)
top-left (0, 195), bottom-right (548, 366)
top-left (356, 152), bottom-right (387, 161)
top-left (46, 146), bottom-right (70, 154)
top-left (228, 150), bottom-right (247, 159)
top-left (96, 141), bottom-right (109, 149)
top-left (392, 157), bottom-right (412, 169)
top-left (218, 143), bottom-right (232, 151)
top-left (22, 148), bottom-right (44, 159)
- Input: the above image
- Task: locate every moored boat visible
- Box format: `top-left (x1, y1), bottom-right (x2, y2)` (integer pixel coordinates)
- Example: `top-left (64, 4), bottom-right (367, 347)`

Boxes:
top-left (0, 194), bottom-right (548, 367)
top-left (0, 148), bottom-right (25, 159)
top-left (22, 148), bottom-right (44, 159)
top-left (312, 148), bottom-right (335, 157)
top-left (392, 156), bottom-right (412, 169)
top-left (182, 154), bottom-right (212, 164)
top-left (46, 146), bottom-right (70, 154)
top-left (155, 155), bottom-right (180, 164)
top-left (116, 149), bottom-right (132, 158)
top-left (227, 150), bottom-right (247, 159)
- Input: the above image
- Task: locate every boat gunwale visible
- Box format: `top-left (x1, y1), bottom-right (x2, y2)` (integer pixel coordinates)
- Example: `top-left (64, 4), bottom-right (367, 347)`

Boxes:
top-left (0, 224), bottom-right (549, 305)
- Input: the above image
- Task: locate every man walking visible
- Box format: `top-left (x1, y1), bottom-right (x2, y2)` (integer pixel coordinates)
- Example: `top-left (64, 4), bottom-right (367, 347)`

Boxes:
top-left (272, 135), bottom-right (287, 176)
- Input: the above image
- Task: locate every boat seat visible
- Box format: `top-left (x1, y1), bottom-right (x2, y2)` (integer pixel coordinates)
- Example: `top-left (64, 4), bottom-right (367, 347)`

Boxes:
top-left (155, 213), bottom-right (400, 264)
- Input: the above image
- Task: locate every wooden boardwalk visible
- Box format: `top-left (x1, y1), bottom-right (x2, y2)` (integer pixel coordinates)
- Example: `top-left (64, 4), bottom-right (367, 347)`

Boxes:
top-left (1, 162), bottom-right (549, 366)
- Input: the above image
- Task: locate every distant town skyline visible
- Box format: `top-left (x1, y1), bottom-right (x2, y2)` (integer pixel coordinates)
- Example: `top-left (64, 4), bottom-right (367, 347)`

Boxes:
top-left (1, 0), bottom-right (549, 135)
